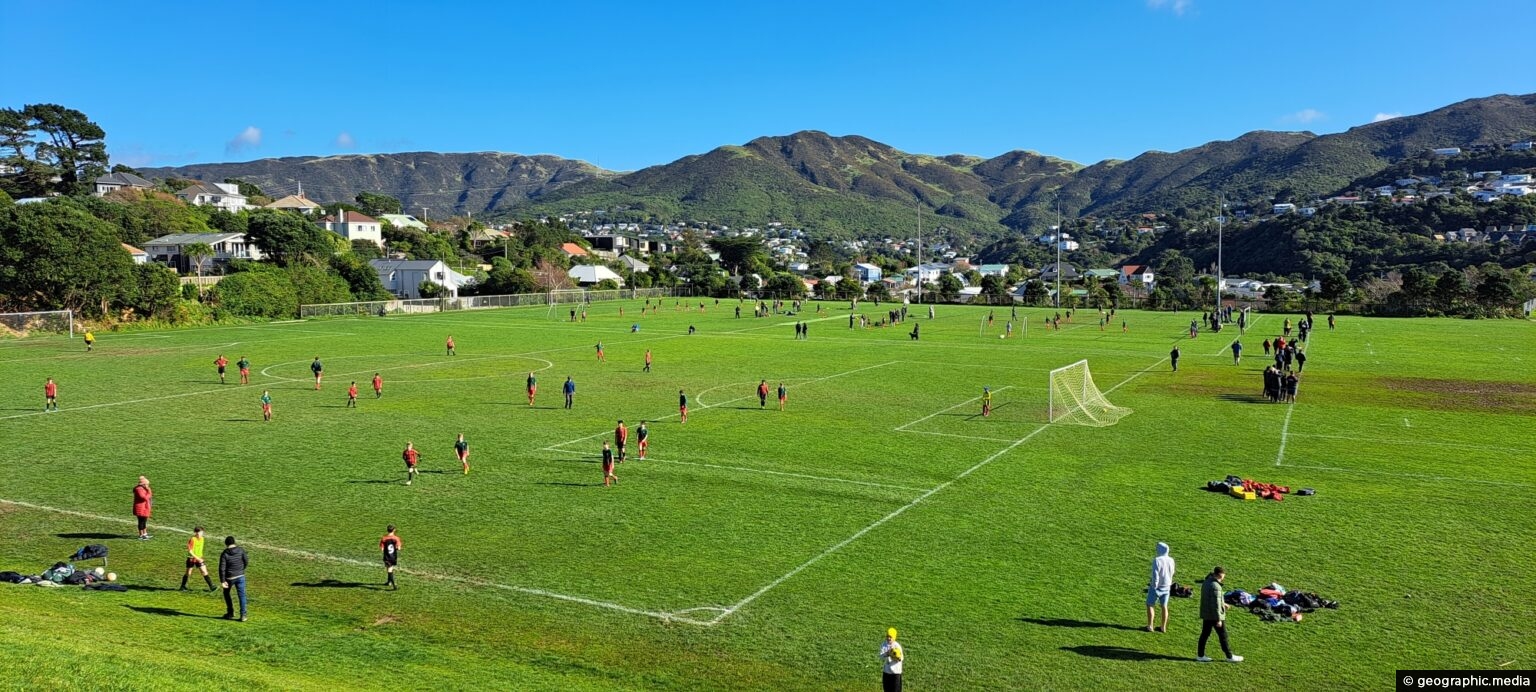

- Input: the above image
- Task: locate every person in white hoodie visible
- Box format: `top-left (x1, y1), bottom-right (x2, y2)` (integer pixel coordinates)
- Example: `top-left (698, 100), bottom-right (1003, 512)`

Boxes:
top-left (1146, 541), bottom-right (1175, 632)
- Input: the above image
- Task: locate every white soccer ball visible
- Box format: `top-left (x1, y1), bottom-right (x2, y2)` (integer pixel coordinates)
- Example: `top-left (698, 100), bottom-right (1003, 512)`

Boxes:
top-left (94, 567), bottom-right (105, 577)
top-left (999, 334), bottom-right (1005, 339)
top-left (106, 572), bottom-right (117, 582)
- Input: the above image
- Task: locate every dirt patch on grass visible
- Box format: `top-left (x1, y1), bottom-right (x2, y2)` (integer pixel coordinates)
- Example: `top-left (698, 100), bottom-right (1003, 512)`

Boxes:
top-left (1380, 377), bottom-right (1536, 414)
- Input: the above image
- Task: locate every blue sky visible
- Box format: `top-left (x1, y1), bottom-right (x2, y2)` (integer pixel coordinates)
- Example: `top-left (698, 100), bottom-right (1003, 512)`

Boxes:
top-left (1, 0), bottom-right (1528, 172)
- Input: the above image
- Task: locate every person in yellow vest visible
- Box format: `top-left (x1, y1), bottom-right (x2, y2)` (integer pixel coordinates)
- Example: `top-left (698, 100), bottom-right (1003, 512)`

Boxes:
top-left (880, 627), bottom-right (904, 692)
top-left (83, 330), bottom-right (95, 352)
top-left (180, 526), bottom-right (216, 591)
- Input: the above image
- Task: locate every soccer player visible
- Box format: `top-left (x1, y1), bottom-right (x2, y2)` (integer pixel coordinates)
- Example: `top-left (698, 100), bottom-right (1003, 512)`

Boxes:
top-left (1231, 340), bottom-right (1242, 365)
top-left (380, 526), bottom-right (401, 590)
top-left (455, 433), bottom-right (469, 474)
top-left (563, 376), bottom-right (575, 409)
top-left (181, 526), bottom-right (216, 591)
top-left (615, 420), bottom-right (628, 462)
top-left (777, 382), bottom-right (787, 411)
top-left (758, 380), bottom-right (769, 408)
top-left (44, 378), bottom-right (58, 412)
top-left (526, 372), bottom-right (537, 406)
top-left (237, 356), bottom-right (251, 385)
top-left (678, 389), bottom-right (688, 424)
top-left (347, 381), bottom-right (359, 408)
top-left (1122, 320), bottom-right (1128, 334)
top-left (601, 442), bottom-right (616, 487)
top-left (372, 372), bottom-right (384, 398)
top-left (214, 354), bottom-right (229, 384)
top-left (133, 476), bottom-right (153, 540)
top-left (1262, 339), bottom-right (1271, 356)
top-left (83, 330), bottom-right (95, 352)
top-left (643, 349), bottom-right (652, 373)
top-left (981, 387), bottom-right (993, 417)
top-left (636, 421), bottom-right (649, 459)
top-left (1188, 320), bottom-right (1198, 339)
top-left (402, 441), bottom-right (419, 485)
top-left (1170, 346), bottom-right (1181, 372)
top-left (260, 390), bottom-right (273, 421)
top-left (446, 335), bottom-right (456, 356)
top-left (1327, 313), bottom-right (1336, 331)
top-left (595, 341), bottom-right (605, 362)
top-left (1283, 318), bottom-right (1292, 336)
top-left (311, 357), bottom-right (324, 390)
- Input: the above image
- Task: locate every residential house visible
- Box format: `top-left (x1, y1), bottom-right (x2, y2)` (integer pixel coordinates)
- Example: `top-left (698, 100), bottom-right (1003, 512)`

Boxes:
top-left (1430, 147), bottom-right (1462, 156)
top-left (1039, 262), bottom-right (1081, 283)
top-left (92, 172), bottom-right (153, 196)
top-left (1299, 207), bottom-right (1318, 217)
top-left (559, 243), bottom-right (589, 259)
top-left (320, 211), bottom-right (384, 247)
top-left (568, 264), bottom-right (624, 287)
top-left (903, 262), bottom-right (949, 284)
top-left (1273, 202), bottom-right (1298, 214)
top-left (378, 213), bottom-right (428, 230)
top-left (636, 238), bottom-right (670, 255)
top-left (176, 181), bottom-right (249, 213)
top-left (617, 255), bottom-right (650, 274)
top-left (369, 259), bottom-right (473, 298)
top-left (1509, 141), bottom-right (1534, 151)
top-left (1083, 268), bottom-right (1119, 282)
top-left (1118, 264), bottom-right (1154, 288)
top-left (786, 261), bottom-right (810, 273)
top-left (854, 262), bottom-right (882, 283)
top-left (121, 243), bottom-right (149, 264)
top-left (976, 263), bottom-right (1009, 278)
top-left (583, 233), bottom-right (636, 257)
top-left (144, 232), bottom-right (264, 272)
top-left (264, 193), bottom-right (323, 214)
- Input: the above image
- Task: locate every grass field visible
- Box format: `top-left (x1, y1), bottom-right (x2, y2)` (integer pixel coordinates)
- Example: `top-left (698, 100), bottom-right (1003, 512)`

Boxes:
top-left (1, 299), bottom-right (1532, 690)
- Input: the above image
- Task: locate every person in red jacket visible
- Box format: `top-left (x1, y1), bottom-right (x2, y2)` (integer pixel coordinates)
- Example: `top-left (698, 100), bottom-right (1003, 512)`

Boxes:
top-left (133, 476), bottom-right (153, 540)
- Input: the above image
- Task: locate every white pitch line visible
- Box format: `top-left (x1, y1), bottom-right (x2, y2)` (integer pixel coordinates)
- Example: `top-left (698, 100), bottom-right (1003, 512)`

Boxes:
top-left (541, 447), bottom-right (929, 493)
top-left (897, 429), bottom-right (1018, 443)
top-left (1274, 404), bottom-right (1295, 467)
top-left (0, 387), bottom-right (237, 421)
top-left (708, 424), bottom-right (1050, 624)
top-left (0, 497), bottom-right (709, 625)
top-left (893, 386), bottom-right (1014, 432)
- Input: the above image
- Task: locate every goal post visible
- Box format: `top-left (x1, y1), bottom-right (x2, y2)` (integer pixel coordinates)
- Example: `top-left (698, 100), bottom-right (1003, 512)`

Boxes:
top-left (1048, 359), bottom-right (1132, 426)
top-left (0, 309), bottom-right (74, 339)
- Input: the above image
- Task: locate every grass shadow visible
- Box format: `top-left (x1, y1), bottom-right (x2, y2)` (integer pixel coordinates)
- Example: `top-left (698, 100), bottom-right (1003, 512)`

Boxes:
top-left (345, 479), bottom-right (398, 485)
top-left (291, 579), bottom-right (381, 589)
top-left (1060, 645), bottom-right (1187, 662)
top-left (534, 481), bottom-right (594, 487)
top-left (122, 584), bottom-right (179, 592)
top-left (1217, 394), bottom-right (1273, 405)
top-left (56, 532), bottom-right (131, 540)
top-left (222, 418), bottom-right (257, 422)
top-left (123, 605), bottom-right (222, 619)
top-left (1018, 617), bottom-right (1144, 631)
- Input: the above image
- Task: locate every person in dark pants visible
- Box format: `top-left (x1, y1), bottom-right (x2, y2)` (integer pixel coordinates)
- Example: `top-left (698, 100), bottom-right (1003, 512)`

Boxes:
top-left (1197, 566), bottom-right (1241, 662)
top-left (563, 376), bottom-right (576, 409)
top-left (1170, 346), bottom-right (1180, 372)
top-left (880, 627), bottom-right (904, 691)
top-left (219, 536), bottom-right (249, 622)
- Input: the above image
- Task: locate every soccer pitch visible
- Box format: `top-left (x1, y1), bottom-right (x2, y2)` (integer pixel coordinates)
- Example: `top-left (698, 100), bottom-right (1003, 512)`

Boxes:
top-left (1, 300), bottom-right (1532, 689)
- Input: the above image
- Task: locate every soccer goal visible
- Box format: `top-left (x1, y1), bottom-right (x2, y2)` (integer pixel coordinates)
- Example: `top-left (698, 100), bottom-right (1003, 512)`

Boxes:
top-left (0, 310), bottom-right (74, 338)
top-left (1048, 359), bottom-right (1132, 426)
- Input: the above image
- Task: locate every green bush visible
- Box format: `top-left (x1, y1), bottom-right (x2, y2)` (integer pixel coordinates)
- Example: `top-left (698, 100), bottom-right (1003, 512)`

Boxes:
top-left (212, 271), bottom-right (299, 318)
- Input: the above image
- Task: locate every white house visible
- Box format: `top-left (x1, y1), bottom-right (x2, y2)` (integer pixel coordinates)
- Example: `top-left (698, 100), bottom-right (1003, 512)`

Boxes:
top-left (144, 232), bottom-right (264, 272)
top-left (92, 172), bottom-right (153, 196)
top-left (1273, 203), bottom-right (1298, 214)
top-left (1119, 264), bottom-right (1154, 289)
top-left (1509, 141), bottom-right (1534, 151)
top-left (369, 259), bottom-right (473, 298)
top-left (176, 181), bottom-right (249, 213)
top-left (378, 214), bottom-right (428, 230)
top-left (1431, 148), bottom-right (1462, 156)
top-left (854, 262), bottom-right (882, 283)
top-left (264, 193), bottom-right (324, 214)
top-left (903, 263), bottom-right (949, 284)
top-left (617, 254), bottom-right (650, 274)
top-left (121, 243), bottom-right (149, 264)
top-left (568, 264), bottom-right (624, 287)
top-left (321, 211), bottom-right (383, 247)
top-left (977, 263), bottom-right (1009, 278)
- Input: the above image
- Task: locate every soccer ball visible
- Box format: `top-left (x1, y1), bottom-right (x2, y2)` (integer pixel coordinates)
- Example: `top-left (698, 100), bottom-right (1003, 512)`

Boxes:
top-left (94, 567), bottom-right (105, 577)
top-left (106, 572), bottom-right (117, 582)
top-left (999, 334), bottom-right (1005, 339)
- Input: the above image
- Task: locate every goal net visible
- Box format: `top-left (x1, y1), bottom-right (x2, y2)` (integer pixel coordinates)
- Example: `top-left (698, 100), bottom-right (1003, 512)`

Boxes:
top-left (0, 310), bottom-right (74, 338)
top-left (1048, 359), bottom-right (1131, 426)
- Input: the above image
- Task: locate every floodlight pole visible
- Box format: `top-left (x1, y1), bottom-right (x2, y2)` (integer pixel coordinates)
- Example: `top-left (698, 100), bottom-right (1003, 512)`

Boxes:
top-left (916, 201), bottom-right (923, 304)
top-left (1216, 195), bottom-right (1224, 315)
top-left (1054, 202), bottom-right (1062, 309)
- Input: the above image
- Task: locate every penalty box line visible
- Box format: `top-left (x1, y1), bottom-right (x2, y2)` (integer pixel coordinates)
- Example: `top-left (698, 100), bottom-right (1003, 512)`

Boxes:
top-left (0, 497), bottom-right (713, 626)
top-left (893, 386), bottom-right (1017, 442)
top-left (541, 447), bottom-right (929, 493)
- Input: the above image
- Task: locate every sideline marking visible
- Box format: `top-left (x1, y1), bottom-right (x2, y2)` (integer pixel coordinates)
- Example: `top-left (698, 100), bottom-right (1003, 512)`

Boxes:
top-left (1274, 404), bottom-right (1295, 466)
top-left (0, 497), bottom-right (712, 625)
top-left (893, 386), bottom-right (1015, 433)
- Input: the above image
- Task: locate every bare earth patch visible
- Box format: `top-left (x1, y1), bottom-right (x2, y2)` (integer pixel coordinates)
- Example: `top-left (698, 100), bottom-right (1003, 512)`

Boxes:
top-left (1381, 377), bottom-right (1536, 414)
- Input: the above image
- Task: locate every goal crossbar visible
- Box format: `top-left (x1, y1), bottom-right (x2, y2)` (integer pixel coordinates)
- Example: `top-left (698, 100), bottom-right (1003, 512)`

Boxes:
top-left (0, 310), bottom-right (74, 338)
top-left (1048, 359), bottom-right (1132, 426)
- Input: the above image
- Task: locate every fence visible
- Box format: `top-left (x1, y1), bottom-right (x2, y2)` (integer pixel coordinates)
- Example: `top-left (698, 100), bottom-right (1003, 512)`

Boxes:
top-left (299, 287), bottom-right (681, 319)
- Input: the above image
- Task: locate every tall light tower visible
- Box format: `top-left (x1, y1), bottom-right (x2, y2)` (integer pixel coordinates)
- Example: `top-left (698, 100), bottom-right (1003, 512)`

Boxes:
top-left (1216, 195), bottom-right (1225, 314)
top-left (1054, 201), bottom-right (1063, 309)
top-left (915, 201), bottom-right (923, 304)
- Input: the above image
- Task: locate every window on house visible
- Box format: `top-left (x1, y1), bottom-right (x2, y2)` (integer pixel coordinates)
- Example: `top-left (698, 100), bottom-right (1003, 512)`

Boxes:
top-left (435, 272), bottom-right (443, 280)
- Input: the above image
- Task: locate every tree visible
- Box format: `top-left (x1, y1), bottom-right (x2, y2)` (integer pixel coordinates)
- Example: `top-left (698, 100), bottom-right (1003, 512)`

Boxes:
top-left (1318, 271), bottom-right (1352, 302)
top-left (1021, 280), bottom-right (1050, 306)
top-left (709, 236), bottom-right (772, 277)
top-left (183, 242), bottom-right (214, 278)
top-left (286, 264), bottom-right (353, 306)
top-left (350, 239), bottom-right (383, 260)
top-left (417, 280), bottom-right (447, 299)
top-left (245, 209), bottom-right (335, 266)
top-left (223, 178), bottom-right (267, 199)
top-left (762, 273), bottom-right (807, 298)
top-left (211, 270), bottom-right (298, 318)
top-left (1434, 269), bottom-right (1470, 313)
top-left (979, 274), bottom-right (1009, 300)
top-left (24, 104), bottom-right (109, 195)
top-left (125, 263), bottom-right (181, 318)
top-left (0, 200), bottom-right (133, 316)
top-left (329, 253), bottom-right (390, 300)
top-left (1474, 267), bottom-right (1517, 314)
top-left (355, 191), bottom-right (403, 217)
top-left (865, 281), bottom-right (891, 302)
top-left (937, 273), bottom-right (963, 301)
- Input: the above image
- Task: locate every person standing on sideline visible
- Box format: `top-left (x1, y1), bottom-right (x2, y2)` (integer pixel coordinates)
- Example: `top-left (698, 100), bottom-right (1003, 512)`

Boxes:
top-left (601, 442), bottom-right (616, 487)
top-left (1197, 566), bottom-right (1241, 662)
top-left (445, 335), bottom-right (456, 356)
top-left (181, 526), bottom-right (216, 591)
top-left (455, 433), bottom-right (469, 475)
top-left (880, 627), bottom-right (904, 692)
top-left (44, 378), bottom-right (58, 412)
top-left (1146, 542), bottom-right (1175, 632)
top-left (132, 476), bottom-right (153, 540)
top-left (1170, 346), bottom-right (1181, 372)
top-left (678, 389), bottom-right (689, 424)
top-left (1231, 340), bottom-right (1242, 365)
top-left (757, 380), bottom-right (770, 408)
top-left (563, 376), bottom-right (575, 409)
top-left (401, 441), bottom-right (420, 485)
top-left (214, 354), bottom-right (229, 384)
top-left (372, 372), bottom-right (384, 398)
top-left (310, 356), bottom-right (324, 390)
top-left (219, 536), bottom-right (249, 622)
top-left (380, 526), bottom-right (401, 590)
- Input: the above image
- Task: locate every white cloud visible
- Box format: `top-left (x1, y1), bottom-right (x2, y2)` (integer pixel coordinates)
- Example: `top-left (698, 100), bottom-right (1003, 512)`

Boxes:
top-left (335, 132), bottom-right (356, 148)
top-left (1147, 0), bottom-right (1192, 15)
top-left (225, 126), bottom-right (263, 156)
top-left (1282, 108), bottom-right (1326, 125)
top-left (1371, 112), bottom-right (1403, 123)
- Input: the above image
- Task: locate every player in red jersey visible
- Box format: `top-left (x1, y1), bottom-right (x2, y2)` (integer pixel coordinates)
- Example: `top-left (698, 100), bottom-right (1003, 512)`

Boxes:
top-left (44, 378), bottom-right (58, 412)
top-left (214, 355), bottom-right (229, 384)
top-left (678, 389), bottom-right (688, 424)
top-left (757, 380), bottom-right (770, 408)
top-left (601, 442), bottom-right (616, 487)
top-left (379, 526), bottom-right (402, 590)
top-left (615, 420), bottom-right (629, 462)
top-left (347, 381), bottom-right (359, 408)
top-left (445, 335), bottom-right (456, 356)
top-left (636, 421), bottom-right (649, 459)
top-left (402, 442), bottom-right (419, 486)
top-left (237, 356), bottom-right (250, 385)
top-left (372, 373), bottom-right (383, 398)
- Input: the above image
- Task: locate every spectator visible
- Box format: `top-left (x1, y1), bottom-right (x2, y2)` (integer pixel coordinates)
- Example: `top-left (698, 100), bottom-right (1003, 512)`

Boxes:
top-left (880, 627), bottom-right (904, 692)
top-left (219, 536), bottom-right (249, 622)
top-left (1197, 566), bottom-right (1241, 662)
top-left (132, 476), bottom-right (153, 540)
top-left (1146, 542), bottom-right (1175, 632)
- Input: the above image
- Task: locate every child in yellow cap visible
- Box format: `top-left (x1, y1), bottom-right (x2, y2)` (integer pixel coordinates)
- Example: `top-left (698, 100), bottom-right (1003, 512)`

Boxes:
top-left (880, 627), bottom-right (904, 691)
